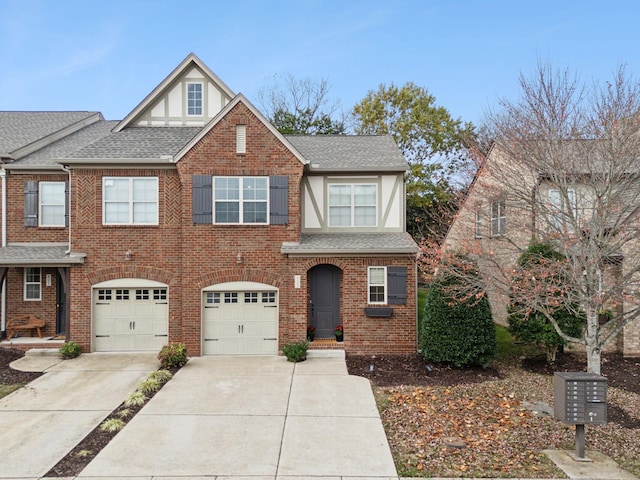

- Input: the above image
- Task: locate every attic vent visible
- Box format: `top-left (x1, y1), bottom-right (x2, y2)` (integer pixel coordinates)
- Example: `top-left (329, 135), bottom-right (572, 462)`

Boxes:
top-left (236, 125), bottom-right (246, 154)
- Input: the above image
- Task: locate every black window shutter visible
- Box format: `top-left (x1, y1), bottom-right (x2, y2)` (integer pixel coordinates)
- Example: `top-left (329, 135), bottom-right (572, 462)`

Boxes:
top-left (24, 180), bottom-right (38, 227)
top-left (387, 266), bottom-right (407, 305)
top-left (269, 176), bottom-right (288, 225)
top-left (64, 181), bottom-right (70, 227)
top-left (192, 175), bottom-right (212, 224)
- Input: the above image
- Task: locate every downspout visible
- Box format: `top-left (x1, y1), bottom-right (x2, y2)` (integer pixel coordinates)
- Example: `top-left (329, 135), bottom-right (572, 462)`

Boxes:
top-left (1, 168), bottom-right (6, 338)
top-left (61, 165), bottom-right (71, 253)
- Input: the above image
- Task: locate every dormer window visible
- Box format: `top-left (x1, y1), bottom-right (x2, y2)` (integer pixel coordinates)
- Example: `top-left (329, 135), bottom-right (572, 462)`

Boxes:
top-left (187, 82), bottom-right (203, 116)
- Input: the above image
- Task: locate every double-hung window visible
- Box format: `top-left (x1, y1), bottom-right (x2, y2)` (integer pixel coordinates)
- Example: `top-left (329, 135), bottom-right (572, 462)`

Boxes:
top-left (328, 184), bottom-right (377, 227)
top-left (103, 177), bottom-right (158, 225)
top-left (490, 199), bottom-right (506, 236)
top-left (214, 177), bottom-right (268, 224)
top-left (24, 267), bottom-right (41, 301)
top-left (368, 266), bottom-right (387, 304)
top-left (187, 82), bottom-right (203, 116)
top-left (474, 204), bottom-right (483, 238)
top-left (39, 182), bottom-right (66, 227)
top-left (549, 188), bottom-right (577, 231)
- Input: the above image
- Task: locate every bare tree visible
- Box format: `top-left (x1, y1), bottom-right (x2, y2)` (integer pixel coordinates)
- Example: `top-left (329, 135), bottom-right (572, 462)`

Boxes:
top-left (434, 64), bottom-right (640, 374)
top-left (257, 74), bottom-right (346, 134)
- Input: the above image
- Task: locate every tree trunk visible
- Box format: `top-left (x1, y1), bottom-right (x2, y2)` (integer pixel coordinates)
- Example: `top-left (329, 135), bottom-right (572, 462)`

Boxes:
top-left (585, 308), bottom-right (601, 375)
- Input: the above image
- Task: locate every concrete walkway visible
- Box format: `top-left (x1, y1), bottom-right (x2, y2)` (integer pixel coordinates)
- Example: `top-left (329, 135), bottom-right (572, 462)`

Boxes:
top-left (0, 352), bottom-right (159, 479)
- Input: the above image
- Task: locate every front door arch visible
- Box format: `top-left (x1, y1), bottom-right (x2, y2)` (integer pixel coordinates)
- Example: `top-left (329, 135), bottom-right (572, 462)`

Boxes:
top-left (308, 264), bottom-right (341, 338)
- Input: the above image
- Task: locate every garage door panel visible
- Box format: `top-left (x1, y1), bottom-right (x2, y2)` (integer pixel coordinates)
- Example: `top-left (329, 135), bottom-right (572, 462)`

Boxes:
top-left (203, 289), bottom-right (278, 355)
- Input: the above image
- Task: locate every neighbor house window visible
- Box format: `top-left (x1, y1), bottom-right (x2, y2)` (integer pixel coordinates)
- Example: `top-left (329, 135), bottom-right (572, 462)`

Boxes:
top-left (213, 177), bottom-right (268, 224)
top-left (103, 177), bottom-right (158, 225)
top-left (474, 204), bottom-right (483, 238)
top-left (236, 125), bottom-right (246, 154)
top-left (328, 184), bottom-right (377, 227)
top-left (490, 199), bottom-right (506, 236)
top-left (187, 82), bottom-right (203, 115)
top-left (39, 182), bottom-right (66, 227)
top-left (24, 267), bottom-right (41, 301)
top-left (548, 188), bottom-right (577, 231)
top-left (368, 266), bottom-right (387, 304)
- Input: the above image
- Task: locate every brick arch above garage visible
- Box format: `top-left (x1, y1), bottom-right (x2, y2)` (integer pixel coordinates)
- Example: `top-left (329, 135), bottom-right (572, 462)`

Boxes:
top-left (85, 265), bottom-right (175, 287)
top-left (195, 267), bottom-right (283, 291)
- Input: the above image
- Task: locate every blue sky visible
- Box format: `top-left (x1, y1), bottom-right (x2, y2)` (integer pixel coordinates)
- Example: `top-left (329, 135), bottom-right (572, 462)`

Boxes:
top-left (1, 0), bottom-right (639, 127)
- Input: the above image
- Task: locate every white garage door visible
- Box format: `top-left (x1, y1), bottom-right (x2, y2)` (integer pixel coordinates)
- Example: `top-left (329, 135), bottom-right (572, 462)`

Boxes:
top-left (93, 283), bottom-right (168, 352)
top-left (203, 286), bottom-right (278, 355)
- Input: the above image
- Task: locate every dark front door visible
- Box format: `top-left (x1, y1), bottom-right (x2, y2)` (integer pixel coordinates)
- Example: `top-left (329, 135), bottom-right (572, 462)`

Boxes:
top-left (309, 264), bottom-right (341, 338)
top-left (56, 270), bottom-right (66, 335)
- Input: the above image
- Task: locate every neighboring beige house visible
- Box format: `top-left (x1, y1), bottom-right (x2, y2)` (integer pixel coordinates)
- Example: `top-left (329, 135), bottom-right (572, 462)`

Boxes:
top-left (444, 142), bottom-right (640, 356)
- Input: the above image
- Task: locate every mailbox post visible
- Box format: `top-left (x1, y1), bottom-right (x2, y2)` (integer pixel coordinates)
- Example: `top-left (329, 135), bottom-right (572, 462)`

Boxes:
top-left (553, 372), bottom-right (607, 460)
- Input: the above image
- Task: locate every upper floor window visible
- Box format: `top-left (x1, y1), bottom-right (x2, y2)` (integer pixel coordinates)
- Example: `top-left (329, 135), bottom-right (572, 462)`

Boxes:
top-left (328, 184), bottom-right (377, 227)
top-left (103, 177), bottom-right (158, 225)
top-left (474, 203), bottom-right (483, 238)
top-left (368, 266), bottom-right (387, 304)
top-left (548, 188), bottom-right (577, 231)
top-left (490, 199), bottom-right (506, 236)
top-left (39, 182), bottom-right (66, 227)
top-left (187, 82), bottom-right (203, 116)
top-left (24, 267), bottom-right (41, 301)
top-left (213, 176), bottom-right (268, 224)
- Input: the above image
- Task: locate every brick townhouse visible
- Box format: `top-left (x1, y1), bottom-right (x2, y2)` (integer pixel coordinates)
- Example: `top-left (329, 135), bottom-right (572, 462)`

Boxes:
top-left (0, 53), bottom-right (419, 356)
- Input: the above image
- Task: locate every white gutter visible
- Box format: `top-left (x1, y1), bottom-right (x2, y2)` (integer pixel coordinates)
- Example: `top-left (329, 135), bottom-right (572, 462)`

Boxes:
top-left (1, 168), bottom-right (6, 335)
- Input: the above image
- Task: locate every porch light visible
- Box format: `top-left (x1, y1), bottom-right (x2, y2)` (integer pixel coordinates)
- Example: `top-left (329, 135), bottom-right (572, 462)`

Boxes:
top-left (236, 252), bottom-right (242, 264)
top-left (125, 249), bottom-right (133, 261)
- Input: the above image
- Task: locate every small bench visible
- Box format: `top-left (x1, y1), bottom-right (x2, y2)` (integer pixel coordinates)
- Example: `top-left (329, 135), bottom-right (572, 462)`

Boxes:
top-left (6, 314), bottom-right (46, 339)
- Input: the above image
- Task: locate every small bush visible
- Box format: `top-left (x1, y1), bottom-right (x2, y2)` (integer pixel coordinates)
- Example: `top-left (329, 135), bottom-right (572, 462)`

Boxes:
top-left (59, 341), bottom-right (81, 359)
top-left (148, 369), bottom-right (173, 383)
top-left (125, 390), bottom-right (147, 407)
top-left (421, 259), bottom-right (496, 368)
top-left (137, 378), bottom-right (160, 395)
top-left (100, 418), bottom-right (125, 432)
top-left (282, 341), bottom-right (309, 362)
top-left (158, 343), bottom-right (188, 369)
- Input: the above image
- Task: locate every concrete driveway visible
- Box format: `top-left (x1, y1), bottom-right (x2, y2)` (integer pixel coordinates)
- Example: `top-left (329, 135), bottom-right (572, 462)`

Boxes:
top-left (79, 354), bottom-right (398, 479)
top-left (0, 352), bottom-right (159, 479)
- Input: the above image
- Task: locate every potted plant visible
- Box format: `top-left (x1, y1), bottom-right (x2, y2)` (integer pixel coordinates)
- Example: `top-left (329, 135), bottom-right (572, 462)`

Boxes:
top-left (334, 324), bottom-right (344, 342)
top-left (306, 325), bottom-right (316, 341)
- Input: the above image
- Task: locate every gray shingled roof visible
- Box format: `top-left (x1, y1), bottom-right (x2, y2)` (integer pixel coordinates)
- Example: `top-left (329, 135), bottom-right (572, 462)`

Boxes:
top-left (0, 112), bottom-right (99, 157)
top-left (285, 135), bottom-right (408, 172)
top-left (0, 244), bottom-right (85, 265)
top-left (9, 120), bottom-right (118, 169)
top-left (281, 233), bottom-right (418, 255)
top-left (66, 127), bottom-right (202, 160)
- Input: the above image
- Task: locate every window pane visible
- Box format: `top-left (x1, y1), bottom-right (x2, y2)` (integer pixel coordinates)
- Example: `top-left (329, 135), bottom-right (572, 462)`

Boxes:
top-left (187, 83), bottom-right (202, 115)
top-left (243, 177), bottom-right (268, 200)
top-left (41, 205), bottom-right (65, 226)
top-left (132, 178), bottom-right (158, 202)
top-left (354, 206), bottom-right (376, 226)
top-left (369, 267), bottom-right (385, 285)
top-left (41, 183), bottom-right (65, 203)
top-left (329, 185), bottom-right (351, 206)
top-left (215, 202), bottom-right (240, 223)
top-left (329, 206), bottom-right (351, 226)
top-left (369, 286), bottom-right (385, 303)
top-left (105, 203), bottom-right (130, 223)
top-left (215, 178), bottom-right (239, 200)
top-left (354, 185), bottom-right (376, 205)
top-left (104, 179), bottom-right (130, 201)
top-left (133, 202), bottom-right (158, 223)
top-left (243, 202), bottom-right (267, 223)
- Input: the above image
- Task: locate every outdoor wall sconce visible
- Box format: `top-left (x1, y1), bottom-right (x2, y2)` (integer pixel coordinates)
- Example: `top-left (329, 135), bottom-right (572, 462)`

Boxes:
top-left (125, 249), bottom-right (133, 261)
top-left (236, 252), bottom-right (242, 264)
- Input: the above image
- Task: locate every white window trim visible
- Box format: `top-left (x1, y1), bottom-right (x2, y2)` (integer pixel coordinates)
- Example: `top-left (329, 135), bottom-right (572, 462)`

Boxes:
top-left (368, 266), bottom-right (387, 304)
top-left (213, 176), bottom-right (269, 225)
top-left (102, 177), bottom-right (159, 226)
top-left (328, 183), bottom-right (378, 227)
top-left (39, 181), bottom-right (66, 227)
top-left (186, 82), bottom-right (203, 116)
top-left (24, 267), bottom-right (41, 301)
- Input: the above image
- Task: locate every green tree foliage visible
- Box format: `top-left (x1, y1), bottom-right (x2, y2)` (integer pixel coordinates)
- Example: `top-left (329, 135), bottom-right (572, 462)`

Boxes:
top-left (258, 74), bottom-right (345, 135)
top-left (508, 242), bottom-right (584, 363)
top-left (421, 257), bottom-right (496, 368)
top-left (352, 82), bottom-right (476, 241)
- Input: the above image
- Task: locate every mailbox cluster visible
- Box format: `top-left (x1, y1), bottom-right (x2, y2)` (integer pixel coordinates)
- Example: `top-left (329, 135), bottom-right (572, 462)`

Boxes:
top-left (553, 372), bottom-right (607, 425)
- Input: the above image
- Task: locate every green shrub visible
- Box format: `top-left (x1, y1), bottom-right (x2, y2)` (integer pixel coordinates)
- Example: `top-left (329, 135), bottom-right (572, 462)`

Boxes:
top-left (137, 378), bottom-right (160, 395)
top-left (508, 242), bottom-right (584, 363)
top-left (59, 341), bottom-right (81, 359)
top-left (420, 260), bottom-right (496, 368)
top-left (147, 369), bottom-right (173, 383)
top-left (125, 390), bottom-right (147, 407)
top-left (158, 343), bottom-right (188, 369)
top-left (99, 418), bottom-right (125, 432)
top-left (282, 341), bottom-right (309, 362)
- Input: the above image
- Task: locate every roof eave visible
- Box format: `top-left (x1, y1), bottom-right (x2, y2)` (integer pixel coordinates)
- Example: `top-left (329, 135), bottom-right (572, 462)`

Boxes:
top-left (58, 157), bottom-right (175, 167)
top-left (281, 246), bottom-right (419, 256)
top-left (307, 165), bottom-right (408, 173)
